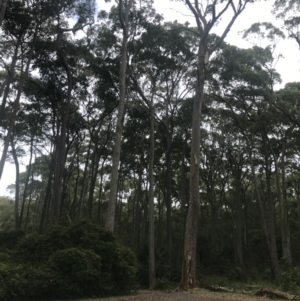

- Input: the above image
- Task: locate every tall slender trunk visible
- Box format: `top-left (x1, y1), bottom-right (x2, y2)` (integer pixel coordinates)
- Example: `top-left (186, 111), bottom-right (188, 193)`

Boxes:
top-left (262, 134), bottom-right (278, 275)
top-left (50, 31), bottom-right (73, 225)
top-left (78, 137), bottom-right (92, 218)
top-left (87, 150), bottom-right (99, 218)
top-left (39, 152), bottom-right (56, 234)
top-left (24, 155), bottom-right (35, 231)
top-left (0, 38), bottom-right (20, 120)
top-left (19, 136), bottom-right (34, 228)
top-left (281, 135), bottom-right (292, 266)
top-left (134, 148), bottom-right (143, 253)
top-left (97, 158), bottom-right (107, 225)
top-left (165, 134), bottom-right (172, 267)
top-left (105, 0), bottom-right (132, 232)
top-left (181, 39), bottom-right (206, 289)
top-left (70, 144), bottom-right (81, 220)
top-left (11, 137), bottom-right (20, 230)
top-left (234, 166), bottom-right (243, 268)
top-left (149, 89), bottom-right (156, 289)
top-left (0, 25), bottom-right (38, 179)
top-left (180, 0), bottom-right (250, 288)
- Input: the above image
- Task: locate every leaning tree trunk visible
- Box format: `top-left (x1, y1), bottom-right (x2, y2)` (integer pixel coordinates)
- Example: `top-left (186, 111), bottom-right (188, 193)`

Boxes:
top-left (105, 0), bottom-right (132, 232)
top-left (0, 37), bottom-right (20, 121)
top-left (0, 25), bottom-right (38, 179)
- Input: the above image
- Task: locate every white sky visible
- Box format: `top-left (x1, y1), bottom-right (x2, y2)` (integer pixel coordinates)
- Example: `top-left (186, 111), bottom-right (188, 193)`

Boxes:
top-left (1, 0), bottom-right (299, 197)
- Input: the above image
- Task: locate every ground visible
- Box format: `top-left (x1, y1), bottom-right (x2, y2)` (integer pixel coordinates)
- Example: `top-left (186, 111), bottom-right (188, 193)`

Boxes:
top-left (76, 288), bottom-right (274, 301)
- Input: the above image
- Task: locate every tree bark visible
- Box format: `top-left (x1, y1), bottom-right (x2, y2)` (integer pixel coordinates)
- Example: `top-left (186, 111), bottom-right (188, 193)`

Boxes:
top-left (11, 137), bottom-right (20, 230)
top-left (280, 133), bottom-right (292, 266)
top-left (105, 0), bottom-right (132, 232)
top-left (262, 134), bottom-right (278, 275)
top-left (50, 30), bottom-right (73, 226)
top-left (149, 88), bottom-right (156, 289)
top-left (0, 25), bottom-right (37, 179)
top-left (265, 130), bottom-right (292, 267)
top-left (0, 38), bottom-right (20, 121)
top-left (19, 136), bottom-right (34, 228)
top-left (180, 0), bottom-right (251, 288)
top-left (39, 151), bottom-right (56, 234)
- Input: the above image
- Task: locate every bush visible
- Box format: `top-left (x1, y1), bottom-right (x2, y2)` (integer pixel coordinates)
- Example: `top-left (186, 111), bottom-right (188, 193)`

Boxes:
top-left (13, 226), bottom-right (68, 263)
top-left (48, 248), bottom-right (102, 298)
top-left (0, 263), bottom-right (25, 301)
top-left (0, 220), bottom-right (138, 300)
top-left (0, 263), bottom-right (53, 301)
top-left (0, 230), bottom-right (24, 252)
top-left (277, 266), bottom-right (300, 294)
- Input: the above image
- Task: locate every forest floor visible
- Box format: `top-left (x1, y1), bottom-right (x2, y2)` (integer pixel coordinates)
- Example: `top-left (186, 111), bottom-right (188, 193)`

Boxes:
top-left (76, 288), bottom-right (279, 301)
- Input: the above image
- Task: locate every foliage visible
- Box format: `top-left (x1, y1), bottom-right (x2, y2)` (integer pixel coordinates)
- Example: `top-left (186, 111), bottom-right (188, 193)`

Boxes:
top-left (48, 248), bottom-right (102, 297)
top-left (0, 220), bottom-right (137, 300)
top-left (0, 197), bottom-right (15, 231)
top-left (0, 230), bottom-right (24, 252)
top-left (277, 267), bottom-right (300, 294)
top-left (0, 263), bottom-right (53, 301)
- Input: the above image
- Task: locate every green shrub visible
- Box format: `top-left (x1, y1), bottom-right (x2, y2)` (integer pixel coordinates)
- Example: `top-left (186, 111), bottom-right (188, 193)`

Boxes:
top-left (154, 278), bottom-right (175, 290)
top-left (0, 263), bottom-right (25, 300)
top-left (13, 226), bottom-right (68, 263)
top-left (48, 248), bottom-right (102, 298)
top-left (0, 230), bottom-right (24, 252)
top-left (277, 266), bottom-right (300, 294)
top-left (0, 220), bottom-right (138, 300)
top-left (0, 263), bottom-right (53, 301)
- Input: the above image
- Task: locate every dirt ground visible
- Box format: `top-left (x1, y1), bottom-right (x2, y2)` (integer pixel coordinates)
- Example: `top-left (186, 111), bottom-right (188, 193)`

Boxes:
top-left (80, 288), bottom-right (274, 301)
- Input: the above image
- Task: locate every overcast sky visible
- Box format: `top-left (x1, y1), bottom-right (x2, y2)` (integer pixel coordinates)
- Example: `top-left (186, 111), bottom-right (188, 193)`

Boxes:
top-left (1, 0), bottom-right (299, 197)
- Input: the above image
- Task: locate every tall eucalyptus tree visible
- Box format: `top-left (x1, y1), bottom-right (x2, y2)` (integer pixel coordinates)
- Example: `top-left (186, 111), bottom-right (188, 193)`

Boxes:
top-left (179, 0), bottom-right (256, 288)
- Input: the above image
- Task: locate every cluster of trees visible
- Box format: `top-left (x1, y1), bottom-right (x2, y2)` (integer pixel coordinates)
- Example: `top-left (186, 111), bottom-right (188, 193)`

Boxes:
top-left (1, 0), bottom-right (300, 291)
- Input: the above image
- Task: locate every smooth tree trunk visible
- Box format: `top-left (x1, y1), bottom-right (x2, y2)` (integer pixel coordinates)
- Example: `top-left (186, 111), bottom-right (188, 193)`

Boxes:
top-left (180, 0), bottom-right (251, 288)
top-left (78, 137), bottom-right (92, 217)
top-left (24, 159), bottom-right (35, 231)
top-left (39, 151), bottom-right (56, 233)
top-left (280, 134), bottom-right (292, 266)
top-left (149, 89), bottom-right (156, 289)
top-left (0, 38), bottom-right (20, 121)
top-left (106, 0), bottom-right (133, 232)
top-left (165, 133), bottom-right (172, 265)
top-left (19, 136), bottom-right (34, 228)
top-left (50, 31), bottom-right (73, 225)
top-left (97, 157), bottom-right (107, 225)
top-left (181, 38), bottom-right (205, 288)
top-left (262, 134), bottom-right (278, 274)
top-left (11, 137), bottom-right (20, 230)
top-left (234, 166), bottom-right (243, 268)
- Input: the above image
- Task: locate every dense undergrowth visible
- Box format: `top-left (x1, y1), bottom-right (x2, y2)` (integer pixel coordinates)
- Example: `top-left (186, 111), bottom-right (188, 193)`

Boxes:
top-left (0, 220), bottom-right (137, 300)
top-left (1, 221), bottom-right (300, 301)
